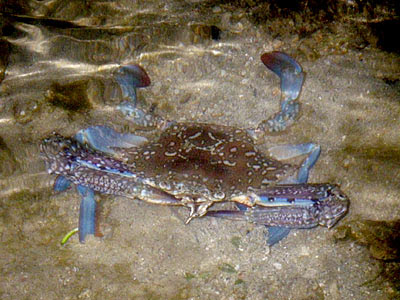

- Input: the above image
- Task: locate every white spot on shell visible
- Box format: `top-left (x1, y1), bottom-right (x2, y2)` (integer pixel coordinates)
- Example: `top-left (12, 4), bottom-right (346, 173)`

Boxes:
top-left (159, 181), bottom-right (171, 190)
top-left (188, 131), bottom-right (202, 139)
top-left (213, 191), bottom-right (225, 200)
top-left (164, 151), bottom-right (177, 156)
top-left (223, 160), bottom-right (236, 167)
top-left (245, 151), bottom-right (256, 157)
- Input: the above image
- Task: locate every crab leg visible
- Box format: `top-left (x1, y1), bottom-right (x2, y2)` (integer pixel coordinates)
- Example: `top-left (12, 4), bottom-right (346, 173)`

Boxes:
top-left (53, 177), bottom-right (97, 243)
top-left (69, 164), bottom-right (183, 242)
top-left (248, 51), bottom-right (305, 139)
top-left (114, 64), bottom-right (166, 128)
top-left (75, 125), bottom-right (147, 156)
top-left (267, 142), bottom-right (321, 184)
top-left (77, 185), bottom-right (96, 243)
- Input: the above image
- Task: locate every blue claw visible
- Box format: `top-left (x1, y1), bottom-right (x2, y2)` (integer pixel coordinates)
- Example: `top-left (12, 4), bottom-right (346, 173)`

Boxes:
top-left (211, 142), bottom-right (322, 246)
top-left (208, 183), bottom-right (348, 246)
top-left (77, 185), bottom-right (96, 243)
top-left (54, 175), bottom-right (71, 192)
top-left (114, 64), bottom-right (151, 105)
top-left (75, 125), bottom-right (147, 156)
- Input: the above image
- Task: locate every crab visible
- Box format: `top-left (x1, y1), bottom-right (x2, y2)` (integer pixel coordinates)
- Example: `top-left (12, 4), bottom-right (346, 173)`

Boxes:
top-left (40, 52), bottom-right (349, 245)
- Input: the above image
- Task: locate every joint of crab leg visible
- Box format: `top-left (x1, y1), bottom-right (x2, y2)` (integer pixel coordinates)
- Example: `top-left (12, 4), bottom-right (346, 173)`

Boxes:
top-left (184, 200), bottom-right (214, 224)
top-left (117, 101), bottom-right (164, 128)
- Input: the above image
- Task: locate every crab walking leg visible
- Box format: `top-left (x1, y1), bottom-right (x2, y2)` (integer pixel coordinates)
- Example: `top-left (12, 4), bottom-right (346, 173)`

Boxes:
top-left (68, 127), bottom-right (146, 242)
top-left (77, 185), bottom-right (96, 243)
top-left (54, 175), bottom-right (96, 243)
top-left (248, 51), bottom-right (305, 139)
top-left (75, 126), bottom-right (148, 156)
top-left (65, 166), bottom-right (184, 243)
top-left (114, 63), bottom-right (166, 128)
top-left (267, 142), bottom-right (321, 184)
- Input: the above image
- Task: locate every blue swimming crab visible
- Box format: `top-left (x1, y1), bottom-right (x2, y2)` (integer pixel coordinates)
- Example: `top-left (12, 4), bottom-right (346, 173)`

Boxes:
top-left (40, 52), bottom-right (349, 245)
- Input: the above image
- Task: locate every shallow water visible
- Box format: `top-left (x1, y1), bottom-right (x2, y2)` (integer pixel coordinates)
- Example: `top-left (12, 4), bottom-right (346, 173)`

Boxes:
top-left (1, 1), bottom-right (399, 299)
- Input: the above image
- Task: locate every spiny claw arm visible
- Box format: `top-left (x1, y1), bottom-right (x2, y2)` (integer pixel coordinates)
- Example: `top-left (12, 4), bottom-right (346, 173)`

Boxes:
top-left (207, 205), bottom-right (317, 246)
top-left (207, 184), bottom-right (349, 245)
top-left (248, 51), bottom-right (305, 138)
top-left (211, 142), bottom-right (320, 246)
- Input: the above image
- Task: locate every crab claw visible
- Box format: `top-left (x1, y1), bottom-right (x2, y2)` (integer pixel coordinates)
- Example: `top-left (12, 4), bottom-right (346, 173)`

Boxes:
top-left (114, 64), bottom-right (151, 105)
top-left (207, 184), bottom-right (349, 246)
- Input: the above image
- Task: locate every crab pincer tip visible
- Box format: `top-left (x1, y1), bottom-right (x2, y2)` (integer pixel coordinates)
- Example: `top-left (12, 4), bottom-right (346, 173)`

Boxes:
top-left (261, 51), bottom-right (302, 77)
top-left (116, 64), bottom-right (151, 88)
